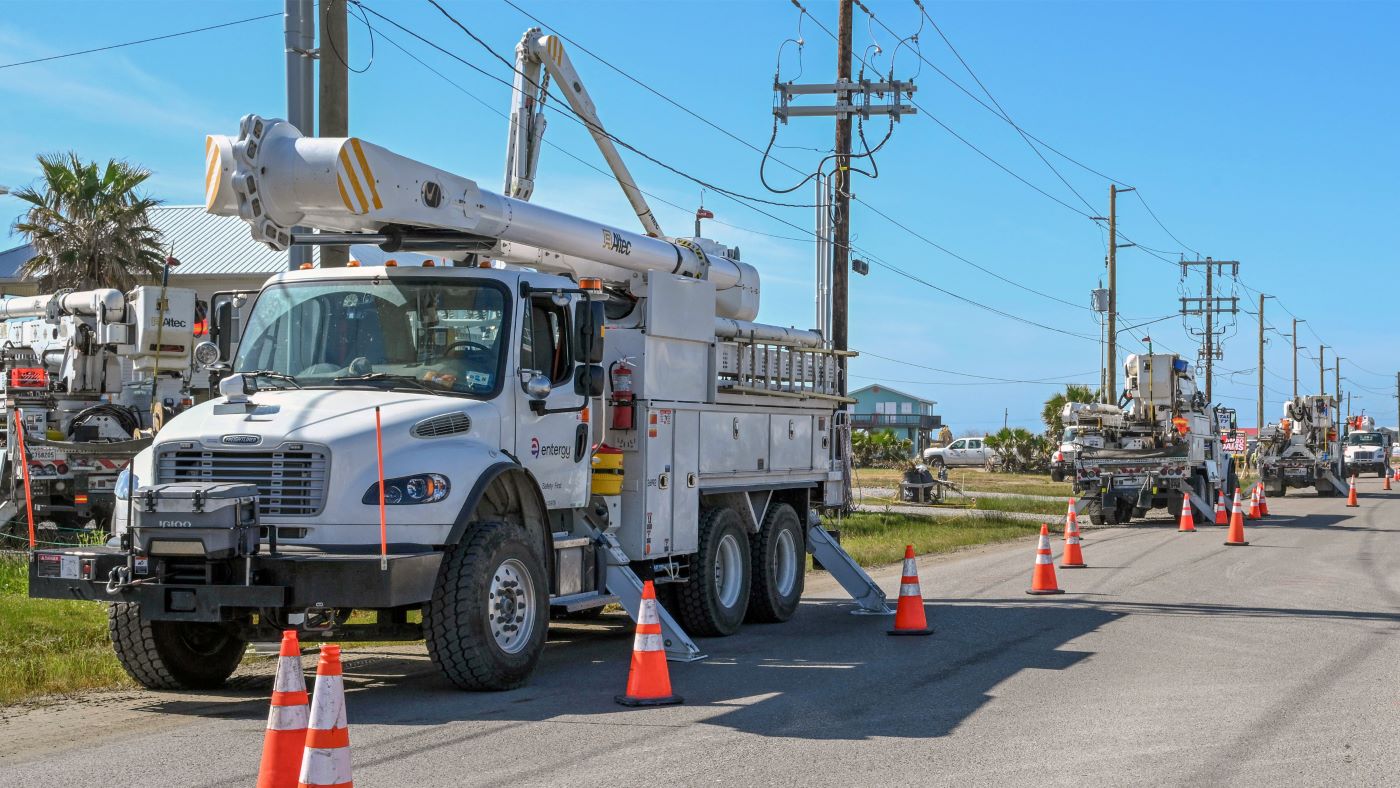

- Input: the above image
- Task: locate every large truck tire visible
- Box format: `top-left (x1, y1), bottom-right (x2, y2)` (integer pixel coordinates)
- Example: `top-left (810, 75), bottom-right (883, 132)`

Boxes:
top-left (1050, 468), bottom-right (1064, 483)
top-left (424, 521), bottom-right (548, 691)
top-left (108, 603), bottom-right (245, 690)
top-left (675, 507), bottom-right (751, 637)
top-left (746, 503), bottom-right (805, 624)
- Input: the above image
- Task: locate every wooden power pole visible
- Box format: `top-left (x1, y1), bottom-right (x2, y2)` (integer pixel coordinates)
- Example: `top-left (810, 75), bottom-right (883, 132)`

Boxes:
top-left (1257, 293), bottom-right (1266, 431)
top-left (831, 0), bottom-right (852, 388)
top-left (770, 0), bottom-right (914, 395)
top-left (319, 0), bottom-right (349, 268)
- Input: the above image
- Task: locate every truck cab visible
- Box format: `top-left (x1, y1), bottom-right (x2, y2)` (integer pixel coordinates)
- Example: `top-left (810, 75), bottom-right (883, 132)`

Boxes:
top-left (1343, 427), bottom-right (1391, 478)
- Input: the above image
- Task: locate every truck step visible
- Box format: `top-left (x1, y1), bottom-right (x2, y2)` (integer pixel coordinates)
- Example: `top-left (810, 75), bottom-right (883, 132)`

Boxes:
top-left (550, 591), bottom-right (619, 612)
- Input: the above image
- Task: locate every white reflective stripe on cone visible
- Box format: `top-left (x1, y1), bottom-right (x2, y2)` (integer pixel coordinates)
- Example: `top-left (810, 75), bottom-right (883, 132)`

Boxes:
top-left (899, 582), bottom-right (921, 597)
top-left (1035, 553), bottom-right (1053, 565)
top-left (633, 633), bottom-right (664, 652)
top-left (1037, 536), bottom-right (1051, 550)
top-left (637, 598), bottom-right (660, 626)
top-left (1066, 536), bottom-right (1080, 545)
top-left (299, 746), bottom-right (353, 785)
top-left (902, 558), bottom-right (917, 575)
top-left (307, 675), bottom-right (345, 727)
top-left (273, 657), bottom-right (303, 691)
top-left (267, 704), bottom-right (309, 731)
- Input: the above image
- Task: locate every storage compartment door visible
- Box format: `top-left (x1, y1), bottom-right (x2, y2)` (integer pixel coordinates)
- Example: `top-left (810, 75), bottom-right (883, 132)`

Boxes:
top-left (769, 414), bottom-right (814, 471)
top-left (699, 411), bottom-right (771, 474)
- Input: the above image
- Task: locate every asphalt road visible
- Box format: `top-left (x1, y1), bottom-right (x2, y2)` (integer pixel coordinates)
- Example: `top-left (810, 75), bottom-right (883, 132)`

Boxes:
top-left (2, 478), bottom-right (1397, 787)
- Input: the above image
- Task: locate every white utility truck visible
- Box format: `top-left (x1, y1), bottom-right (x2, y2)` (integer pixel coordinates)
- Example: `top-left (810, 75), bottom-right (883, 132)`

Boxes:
top-left (1, 285), bottom-right (211, 539)
top-left (1257, 396), bottom-right (1345, 497)
top-left (1067, 354), bottom-right (1235, 525)
top-left (1342, 415), bottom-right (1392, 478)
top-left (28, 39), bottom-right (891, 691)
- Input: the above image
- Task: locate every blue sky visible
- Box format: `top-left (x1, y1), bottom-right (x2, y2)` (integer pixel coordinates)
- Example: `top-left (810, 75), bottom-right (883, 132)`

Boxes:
top-left (2, 1), bottom-right (1396, 429)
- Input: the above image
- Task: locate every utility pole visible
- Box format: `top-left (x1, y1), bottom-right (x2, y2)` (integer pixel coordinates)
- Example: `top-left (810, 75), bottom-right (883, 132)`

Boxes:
top-left (771, 0), bottom-right (914, 395)
top-left (1319, 345), bottom-right (1327, 395)
top-left (1335, 358), bottom-right (1343, 420)
top-left (1178, 258), bottom-right (1240, 404)
top-left (1257, 293), bottom-right (1266, 432)
top-left (1093, 186), bottom-right (1133, 403)
top-left (318, 0), bottom-right (349, 268)
top-left (1394, 372), bottom-right (1398, 433)
top-left (1291, 318), bottom-right (1304, 399)
top-left (285, 0), bottom-right (315, 270)
top-left (831, 0), bottom-right (851, 388)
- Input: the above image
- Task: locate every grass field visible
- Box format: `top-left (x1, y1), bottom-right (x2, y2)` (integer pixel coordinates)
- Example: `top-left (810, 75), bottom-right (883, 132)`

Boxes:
top-left (824, 511), bottom-right (1043, 567)
top-left (854, 467), bottom-right (1073, 498)
top-left (858, 493), bottom-right (1067, 517)
top-left (0, 553), bottom-right (131, 705)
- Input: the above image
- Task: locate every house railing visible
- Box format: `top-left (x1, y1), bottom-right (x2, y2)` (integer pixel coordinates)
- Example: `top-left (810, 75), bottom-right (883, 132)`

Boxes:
top-left (851, 413), bottom-right (942, 430)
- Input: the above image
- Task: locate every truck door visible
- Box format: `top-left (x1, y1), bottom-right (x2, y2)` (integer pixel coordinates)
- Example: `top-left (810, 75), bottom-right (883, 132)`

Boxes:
top-left (967, 438), bottom-right (985, 465)
top-left (947, 439), bottom-right (967, 465)
top-left (513, 293), bottom-right (589, 510)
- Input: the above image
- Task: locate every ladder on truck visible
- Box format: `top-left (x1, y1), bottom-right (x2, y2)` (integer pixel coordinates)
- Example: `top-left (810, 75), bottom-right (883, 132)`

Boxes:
top-left (715, 338), bottom-right (853, 401)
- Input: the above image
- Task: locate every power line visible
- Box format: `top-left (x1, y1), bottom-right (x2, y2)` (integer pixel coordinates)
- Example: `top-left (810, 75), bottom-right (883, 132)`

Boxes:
top-left (367, 9), bottom-right (1097, 343)
top-left (0, 13), bottom-right (280, 70)
top-left (488, 0), bottom-right (1097, 314)
top-left (412, 0), bottom-right (816, 210)
top-left (855, 350), bottom-right (1099, 383)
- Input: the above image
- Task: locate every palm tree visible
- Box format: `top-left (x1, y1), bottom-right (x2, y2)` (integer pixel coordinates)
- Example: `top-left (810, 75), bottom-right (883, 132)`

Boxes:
top-left (1042, 384), bottom-right (1100, 438)
top-left (11, 152), bottom-right (165, 291)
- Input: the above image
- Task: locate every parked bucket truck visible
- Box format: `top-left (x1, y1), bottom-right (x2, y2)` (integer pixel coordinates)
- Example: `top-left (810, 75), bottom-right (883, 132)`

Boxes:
top-left (1, 286), bottom-right (213, 539)
top-left (1066, 354), bottom-right (1235, 525)
top-left (1257, 396), bottom-right (1346, 497)
top-left (1342, 415), bottom-right (1392, 478)
top-left (27, 88), bottom-right (891, 690)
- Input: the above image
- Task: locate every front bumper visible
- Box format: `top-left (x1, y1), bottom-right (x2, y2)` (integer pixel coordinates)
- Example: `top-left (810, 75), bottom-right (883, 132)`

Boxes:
top-left (28, 546), bottom-right (443, 622)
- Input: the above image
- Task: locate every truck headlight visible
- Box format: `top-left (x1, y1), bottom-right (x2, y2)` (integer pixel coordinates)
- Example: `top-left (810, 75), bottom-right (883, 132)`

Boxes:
top-left (115, 468), bottom-right (138, 501)
top-left (362, 474), bottom-right (450, 505)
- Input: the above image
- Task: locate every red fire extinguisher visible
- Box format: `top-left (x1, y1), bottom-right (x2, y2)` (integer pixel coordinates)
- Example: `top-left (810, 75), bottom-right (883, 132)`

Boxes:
top-left (609, 361), bottom-right (635, 430)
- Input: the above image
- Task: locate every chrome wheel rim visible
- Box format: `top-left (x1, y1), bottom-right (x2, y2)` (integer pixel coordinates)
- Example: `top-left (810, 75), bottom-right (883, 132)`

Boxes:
top-left (488, 558), bottom-right (536, 654)
top-left (714, 533), bottom-right (743, 609)
top-left (774, 528), bottom-right (798, 597)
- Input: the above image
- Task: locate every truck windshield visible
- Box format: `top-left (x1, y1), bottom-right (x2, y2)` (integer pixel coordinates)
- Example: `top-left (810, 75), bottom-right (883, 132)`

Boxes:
top-left (1347, 433), bottom-right (1383, 446)
top-left (234, 278), bottom-right (507, 396)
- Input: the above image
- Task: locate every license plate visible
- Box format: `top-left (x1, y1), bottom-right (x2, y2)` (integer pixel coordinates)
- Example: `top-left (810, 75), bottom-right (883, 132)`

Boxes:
top-left (1113, 475), bottom-right (1146, 488)
top-left (1285, 468), bottom-right (1307, 477)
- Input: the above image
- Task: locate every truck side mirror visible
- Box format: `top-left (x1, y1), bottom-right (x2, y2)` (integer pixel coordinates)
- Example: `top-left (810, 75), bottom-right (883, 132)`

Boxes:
top-left (574, 300), bottom-right (606, 364)
top-left (211, 299), bottom-right (234, 362)
top-left (574, 364), bottom-right (605, 398)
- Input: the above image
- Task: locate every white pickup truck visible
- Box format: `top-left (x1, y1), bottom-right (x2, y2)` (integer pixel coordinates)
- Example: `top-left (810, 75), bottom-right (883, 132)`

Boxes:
top-left (921, 436), bottom-right (999, 470)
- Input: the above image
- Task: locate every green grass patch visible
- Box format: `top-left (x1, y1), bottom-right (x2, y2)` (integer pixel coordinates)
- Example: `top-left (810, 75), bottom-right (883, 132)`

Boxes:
top-left (968, 496), bottom-right (1068, 516)
top-left (0, 554), bottom-right (132, 705)
top-left (823, 511), bottom-right (1042, 567)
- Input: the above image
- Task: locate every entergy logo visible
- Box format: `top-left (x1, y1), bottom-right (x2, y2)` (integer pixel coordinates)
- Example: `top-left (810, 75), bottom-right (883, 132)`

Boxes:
top-left (530, 436), bottom-right (541, 458)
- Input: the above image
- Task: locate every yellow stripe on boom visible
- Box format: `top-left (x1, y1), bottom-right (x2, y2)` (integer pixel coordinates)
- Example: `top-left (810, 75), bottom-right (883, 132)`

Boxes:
top-left (349, 138), bottom-right (383, 210)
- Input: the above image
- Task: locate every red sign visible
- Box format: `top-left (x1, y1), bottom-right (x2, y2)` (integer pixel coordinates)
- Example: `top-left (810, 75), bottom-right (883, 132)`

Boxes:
top-left (7, 368), bottom-right (47, 388)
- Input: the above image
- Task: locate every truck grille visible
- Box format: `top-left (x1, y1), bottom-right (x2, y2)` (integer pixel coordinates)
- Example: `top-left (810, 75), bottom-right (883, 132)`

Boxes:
top-left (156, 446), bottom-right (329, 517)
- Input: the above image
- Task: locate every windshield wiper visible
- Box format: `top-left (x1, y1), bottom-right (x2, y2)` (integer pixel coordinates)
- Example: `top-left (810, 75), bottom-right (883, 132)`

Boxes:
top-left (332, 372), bottom-right (438, 393)
top-left (242, 370), bottom-right (301, 389)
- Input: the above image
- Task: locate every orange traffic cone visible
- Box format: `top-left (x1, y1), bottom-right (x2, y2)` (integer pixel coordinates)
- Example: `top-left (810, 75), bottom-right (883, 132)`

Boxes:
top-left (1394, 467), bottom-right (1399, 483)
top-left (1224, 489), bottom-right (1249, 546)
top-left (1061, 512), bottom-right (1087, 568)
top-left (1258, 482), bottom-right (1270, 516)
top-left (616, 580), bottom-right (683, 705)
top-left (888, 545), bottom-right (935, 635)
top-left (1027, 524), bottom-right (1065, 595)
top-left (1384, 473), bottom-right (1392, 492)
top-left (1346, 475), bottom-right (1359, 507)
top-left (1178, 491), bottom-right (1197, 533)
top-left (1065, 497), bottom-right (1083, 539)
top-left (298, 645), bottom-right (352, 788)
top-left (1214, 488), bottom-right (1228, 525)
top-left (257, 631), bottom-right (308, 788)
top-left (1247, 485), bottom-right (1261, 520)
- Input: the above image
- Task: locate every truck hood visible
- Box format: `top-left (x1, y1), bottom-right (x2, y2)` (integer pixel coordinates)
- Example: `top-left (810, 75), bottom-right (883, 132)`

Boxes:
top-left (155, 388), bottom-right (501, 449)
